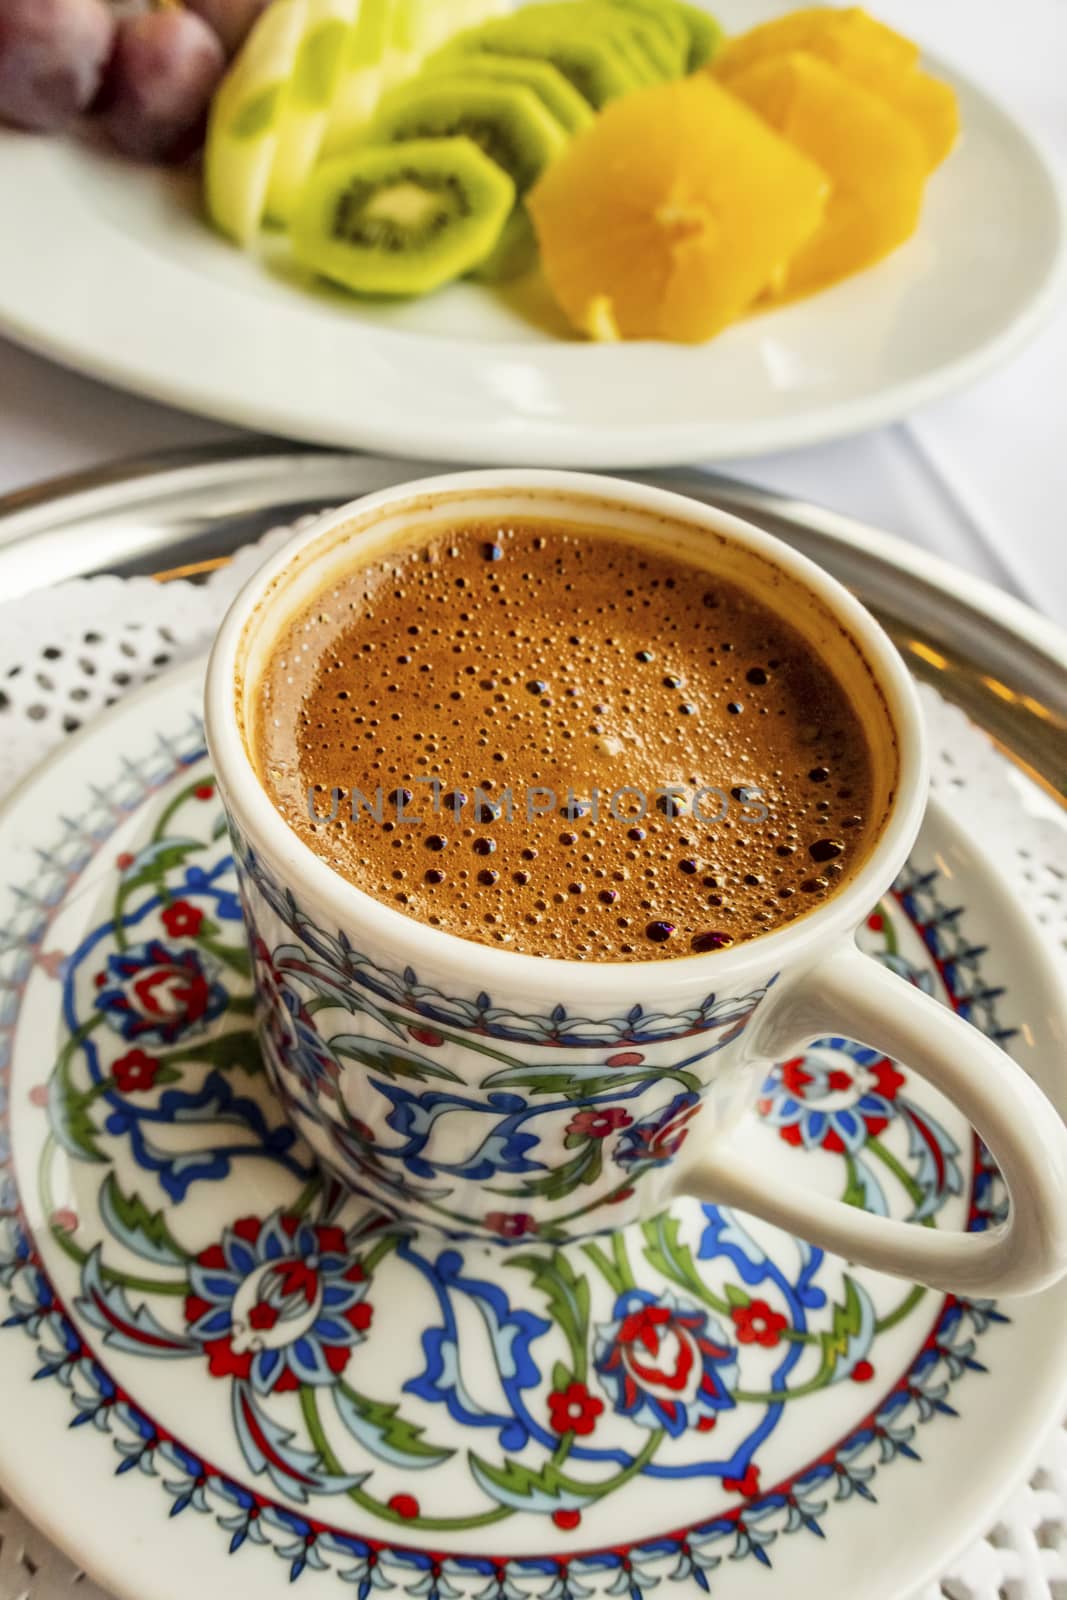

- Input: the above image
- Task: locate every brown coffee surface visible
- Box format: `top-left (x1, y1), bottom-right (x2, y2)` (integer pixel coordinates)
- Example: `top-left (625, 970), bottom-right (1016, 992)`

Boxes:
top-left (253, 519), bottom-right (877, 960)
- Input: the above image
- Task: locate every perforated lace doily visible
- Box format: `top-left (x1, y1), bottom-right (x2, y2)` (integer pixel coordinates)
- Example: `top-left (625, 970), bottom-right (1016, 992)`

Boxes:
top-left (0, 512), bottom-right (1065, 1600)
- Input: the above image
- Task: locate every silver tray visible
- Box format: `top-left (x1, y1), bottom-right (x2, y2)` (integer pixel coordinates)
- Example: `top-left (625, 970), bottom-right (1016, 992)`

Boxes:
top-left (0, 440), bottom-right (1063, 798)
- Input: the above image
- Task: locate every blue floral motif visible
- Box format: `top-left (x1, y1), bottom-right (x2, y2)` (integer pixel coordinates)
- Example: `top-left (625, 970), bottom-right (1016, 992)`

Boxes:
top-left (613, 1091), bottom-right (701, 1170)
top-left (758, 1040), bottom-right (906, 1154)
top-left (594, 1289), bottom-right (738, 1437)
top-left (403, 1242), bottom-right (550, 1451)
top-left (185, 1210), bottom-right (372, 1395)
top-left (274, 990), bottom-right (344, 1104)
top-left (95, 938), bottom-right (227, 1046)
top-left (371, 1083), bottom-right (544, 1182)
top-left (757, 1038), bottom-right (963, 1218)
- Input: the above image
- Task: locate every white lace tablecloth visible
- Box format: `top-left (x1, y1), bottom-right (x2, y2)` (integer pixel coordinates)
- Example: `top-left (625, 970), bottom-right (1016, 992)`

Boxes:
top-left (0, 515), bottom-right (1066, 1599)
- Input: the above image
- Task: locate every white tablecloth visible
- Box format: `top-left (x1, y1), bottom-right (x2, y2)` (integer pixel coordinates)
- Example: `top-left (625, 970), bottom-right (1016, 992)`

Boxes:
top-left (0, 0), bottom-right (1063, 622)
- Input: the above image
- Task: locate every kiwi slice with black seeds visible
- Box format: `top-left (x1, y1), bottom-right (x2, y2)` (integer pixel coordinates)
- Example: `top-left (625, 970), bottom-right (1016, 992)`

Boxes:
top-left (610, 0), bottom-right (723, 71)
top-left (365, 75), bottom-right (571, 284)
top-left (592, 1), bottom-right (689, 76)
top-left (367, 76), bottom-right (570, 199)
top-left (422, 52), bottom-right (595, 134)
top-left (291, 136), bottom-right (515, 295)
top-left (436, 14), bottom-right (644, 108)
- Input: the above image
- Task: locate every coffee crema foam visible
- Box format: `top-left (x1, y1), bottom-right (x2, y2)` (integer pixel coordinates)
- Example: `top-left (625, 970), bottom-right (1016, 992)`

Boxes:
top-left (253, 519), bottom-right (878, 961)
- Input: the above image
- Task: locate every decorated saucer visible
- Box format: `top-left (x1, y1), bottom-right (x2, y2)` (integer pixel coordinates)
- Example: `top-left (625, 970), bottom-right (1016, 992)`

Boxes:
top-left (1, 658), bottom-right (1065, 1600)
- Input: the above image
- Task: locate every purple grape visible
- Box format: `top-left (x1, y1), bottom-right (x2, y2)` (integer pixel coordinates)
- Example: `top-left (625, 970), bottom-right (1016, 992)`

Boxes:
top-left (184, 0), bottom-right (271, 58)
top-left (100, 8), bottom-right (225, 162)
top-left (0, 0), bottom-right (115, 132)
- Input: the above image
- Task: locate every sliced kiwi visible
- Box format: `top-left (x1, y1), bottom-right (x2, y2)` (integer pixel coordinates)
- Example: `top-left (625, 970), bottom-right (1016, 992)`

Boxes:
top-left (531, 4), bottom-right (665, 84)
top-left (585, 1), bottom-right (688, 77)
top-left (676, 4), bottom-right (724, 68)
top-left (435, 14), bottom-right (643, 109)
top-left (368, 76), bottom-right (568, 198)
top-left (470, 207), bottom-right (538, 282)
top-left (365, 76), bottom-right (569, 282)
top-left (291, 136), bottom-right (515, 295)
top-left (668, 1), bottom-right (726, 70)
top-left (612, 0), bottom-right (723, 71)
top-left (422, 53), bottom-right (595, 134)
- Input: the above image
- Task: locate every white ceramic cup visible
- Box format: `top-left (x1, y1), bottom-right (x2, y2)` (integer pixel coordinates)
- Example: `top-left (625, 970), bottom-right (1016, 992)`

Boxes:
top-left (205, 470), bottom-right (1067, 1296)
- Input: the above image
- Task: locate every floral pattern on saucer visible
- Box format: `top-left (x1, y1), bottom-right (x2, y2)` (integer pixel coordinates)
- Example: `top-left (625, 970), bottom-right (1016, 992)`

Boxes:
top-left (0, 725), bottom-right (1017, 1595)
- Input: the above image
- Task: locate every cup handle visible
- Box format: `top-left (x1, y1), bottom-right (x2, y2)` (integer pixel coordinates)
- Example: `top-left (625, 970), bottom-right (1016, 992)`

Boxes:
top-left (675, 942), bottom-right (1067, 1297)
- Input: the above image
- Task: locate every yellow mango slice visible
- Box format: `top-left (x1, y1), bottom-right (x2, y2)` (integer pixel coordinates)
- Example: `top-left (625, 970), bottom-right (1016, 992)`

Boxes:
top-left (528, 74), bottom-right (829, 343)
top-left (728, 51), bottom-right (927, 298)
top-left (717, 6), bottom-right (958, 170)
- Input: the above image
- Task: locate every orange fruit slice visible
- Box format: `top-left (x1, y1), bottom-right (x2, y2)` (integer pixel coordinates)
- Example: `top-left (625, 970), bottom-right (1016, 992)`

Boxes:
top-left (716, 7), bottom-right (919, 77)
top-left (528, 74), bottom-right (828, 343)
top-left (727, 51), bottom-right (927, 298)
top-left (717, 6), bottom-right (958, 170)
top-left (835, 53), bottom-right (958, 169)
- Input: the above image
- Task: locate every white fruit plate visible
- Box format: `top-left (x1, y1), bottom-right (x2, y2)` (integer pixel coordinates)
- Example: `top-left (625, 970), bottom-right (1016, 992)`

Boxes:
top-left (0, 0), bottom-right (1062, 466)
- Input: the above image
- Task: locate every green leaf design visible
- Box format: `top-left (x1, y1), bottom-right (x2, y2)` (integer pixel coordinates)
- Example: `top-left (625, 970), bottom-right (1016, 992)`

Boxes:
top-left (49, 1030), bottom-right (106, 1164)
top-left (842, 1155), bottom-right (868, 1210)
top-left (192, 1029), bottom-right (263, 1076)
top-left (328, 1038), bottom-right (464, 1083)
top-left (510, 1250), bottom-right (590, 1379)
top-left (724, 1283), bottom-right (751, 1309)
top-left (470, 1429), bottom-right (664, 1512)
top-left (817, 1275), bottom-right (866, 1371)
top-left (121, 838), bottom-right (203, 896)
top-left (551, 1359), bottom-right (572, 1392)
top-left (641, 1212), bottom-right (726, 1314)
top-left (490, 1139), bottom-right (603, 1202)
top-left (98, 1174), bottom-right (189, 1268)
top-left (334, 1383), bottom-right (453, 1467)
top-left (469, 1453), bottom-right (593, 1513)
top-left (482, 1064), bottom-right (699, 1099)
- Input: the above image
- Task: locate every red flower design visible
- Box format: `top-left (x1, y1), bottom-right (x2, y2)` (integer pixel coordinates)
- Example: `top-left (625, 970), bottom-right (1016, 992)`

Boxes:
top-left (485, 1211), bottom-right (537, 1240)
top-left (763, 1046), bottom-right (907, 1154)
top-left (185, 1213), bottom-right (371, 1394)
top-left (408, 1026), bottom-right (444, 1047)
top-left (596, 1291), bottom-right (737, 1437)
top-left (161, 900), bottom-right (204, 938)
top-left (113, 1048), bottom-right (161, 1094)
top-left (195, 783), bottom-right (215, 801)
top-left (96, 939), bottom-right (225, 1046)
top-left (548, 1382), bottom-right (604, 1436)
top-left (731, 1299), bottom-right (788, 1347)
top-left (851, 1360), bottom-right (875, 1383)
top-left (553, 1509), bottom-right (582, 1531)
top-left (567, 1107), bottom-right (633, 1139)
